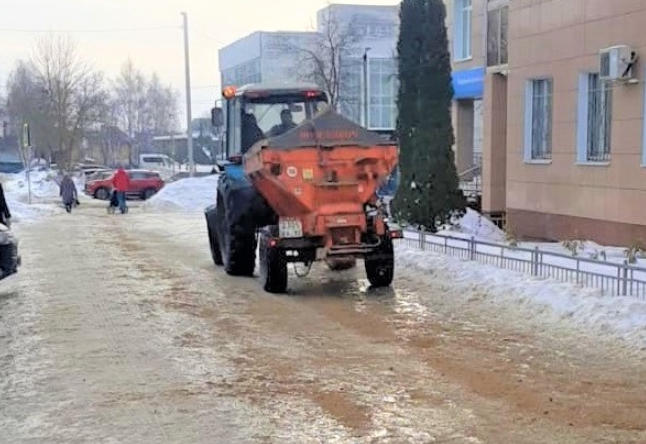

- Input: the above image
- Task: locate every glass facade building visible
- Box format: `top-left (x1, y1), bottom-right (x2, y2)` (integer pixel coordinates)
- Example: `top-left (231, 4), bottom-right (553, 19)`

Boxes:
top-left (218, 4), bottom-right (399, 132)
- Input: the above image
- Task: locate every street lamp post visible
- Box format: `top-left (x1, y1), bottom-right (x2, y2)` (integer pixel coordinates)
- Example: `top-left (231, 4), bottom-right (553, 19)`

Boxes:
top-left (181, 11), bottom-right (194, 177)
top-left (362, 47), bottom-right (371, 128)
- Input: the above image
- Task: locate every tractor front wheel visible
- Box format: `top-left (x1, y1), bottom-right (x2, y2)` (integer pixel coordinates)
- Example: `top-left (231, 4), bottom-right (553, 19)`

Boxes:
top-left (205, 206), bottom-right (223, 266)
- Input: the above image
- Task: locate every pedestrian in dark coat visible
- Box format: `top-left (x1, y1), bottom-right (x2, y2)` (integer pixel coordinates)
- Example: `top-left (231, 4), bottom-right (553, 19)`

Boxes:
top-left (0, 182), bottom-right (11, 228)
top-left (59, 174), bottom-right (78, 213)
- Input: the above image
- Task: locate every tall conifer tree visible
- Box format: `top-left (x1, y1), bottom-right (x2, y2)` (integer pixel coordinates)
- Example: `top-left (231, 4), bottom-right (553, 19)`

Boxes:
top-left (392, 0), bottom-right (466, 231)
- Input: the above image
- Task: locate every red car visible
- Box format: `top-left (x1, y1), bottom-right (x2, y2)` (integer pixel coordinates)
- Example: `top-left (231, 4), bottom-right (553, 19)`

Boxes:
top-left (85, 169), bottom-right (164, 201)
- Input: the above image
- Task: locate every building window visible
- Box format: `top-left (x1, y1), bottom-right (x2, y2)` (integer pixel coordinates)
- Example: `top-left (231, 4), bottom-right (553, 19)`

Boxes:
top-left (222, 59), bottom-right (261, 87)
top-left (338, 58), bottom-right (362, 124)
top-left (368, 58), bottom-right (398, 130)
top-left (486, 2), bottom-right (508, 67)
top-left (523, 79), bottom-right (553, 161)
top-left (576, 72), bottom-right (613, 163)
top-left (454, 0), bottom-right (472, 61)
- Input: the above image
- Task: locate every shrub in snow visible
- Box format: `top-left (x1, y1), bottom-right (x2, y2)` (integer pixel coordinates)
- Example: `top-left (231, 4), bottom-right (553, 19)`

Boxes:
top-left (625, 242), bottom-right (646, 264)
top-left (562, 239), bottom-right (585, 257)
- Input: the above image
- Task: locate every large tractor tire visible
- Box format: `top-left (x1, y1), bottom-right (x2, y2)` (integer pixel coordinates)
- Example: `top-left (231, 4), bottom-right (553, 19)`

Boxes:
top-left (205, 209), bottom-right (224, 266)
top-left (258, 227), bottom-right (288, 294)
top-left (216, 191), bottom-right (256, 277)
top-left (364, 227), bottom-right (395, 288)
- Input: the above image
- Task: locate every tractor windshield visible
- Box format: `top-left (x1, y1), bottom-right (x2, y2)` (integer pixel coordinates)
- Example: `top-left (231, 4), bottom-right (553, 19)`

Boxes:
top-left (224, 90), bottom-right (329, 159)
top-left (244, 93), bottom-right (328, 138)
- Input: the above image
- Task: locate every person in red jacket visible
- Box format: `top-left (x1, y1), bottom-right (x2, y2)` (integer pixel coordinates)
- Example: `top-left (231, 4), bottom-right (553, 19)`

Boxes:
top-left (111, 166), bottom-right (130, 214)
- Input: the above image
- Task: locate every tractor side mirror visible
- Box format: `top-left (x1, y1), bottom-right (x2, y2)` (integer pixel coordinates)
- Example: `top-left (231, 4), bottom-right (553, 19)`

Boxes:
top-left (211, 107), bottom-right (223, 127)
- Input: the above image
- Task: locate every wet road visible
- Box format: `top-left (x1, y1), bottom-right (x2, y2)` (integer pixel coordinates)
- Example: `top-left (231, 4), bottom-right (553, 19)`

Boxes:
top-left (1, 202), bottom-right (645, 443)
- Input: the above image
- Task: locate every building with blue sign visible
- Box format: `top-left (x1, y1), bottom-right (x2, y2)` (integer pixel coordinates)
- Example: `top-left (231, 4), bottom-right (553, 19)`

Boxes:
top-left (445, 0), bottom-right (486, 184)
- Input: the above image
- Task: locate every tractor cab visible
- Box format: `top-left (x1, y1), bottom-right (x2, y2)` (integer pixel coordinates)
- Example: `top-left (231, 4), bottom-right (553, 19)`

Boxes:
top-left (211, 83), bottom-right (329, 166)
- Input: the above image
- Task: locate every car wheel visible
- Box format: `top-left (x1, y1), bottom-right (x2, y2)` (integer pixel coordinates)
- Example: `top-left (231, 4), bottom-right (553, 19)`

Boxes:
top-left (142, 188), bottom-right (157, 200)
top-left (95, 187), bottom-right (110, 200)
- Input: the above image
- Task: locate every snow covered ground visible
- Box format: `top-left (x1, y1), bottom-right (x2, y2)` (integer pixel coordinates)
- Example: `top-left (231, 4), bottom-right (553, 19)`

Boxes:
top-left (397, 245), bottom-right (646, 351)
top-left (0, 169), bottom-right (86, 224)
top-left (141, 175), bottom-right (646, 350)
top-left (2, 169), bottom-right (645, 351)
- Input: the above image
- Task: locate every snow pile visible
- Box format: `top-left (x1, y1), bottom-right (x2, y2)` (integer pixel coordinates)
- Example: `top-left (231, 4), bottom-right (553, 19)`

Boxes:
top-left (2, 169), bottom-right (85, 203)
top-left (4, 200), bottom-right (61, 224)
top-left (141, 174), bottom-right (219, 213)
top-left (0, 169), bottom-right (85, 224)
top-left (396, 244), bottom-right (646, 350)
top-left (435, 208), bottom-right (506, 242)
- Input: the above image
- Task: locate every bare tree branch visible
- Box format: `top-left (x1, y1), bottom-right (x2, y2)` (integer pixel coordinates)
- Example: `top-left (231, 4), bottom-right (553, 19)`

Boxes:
top-left (276, 8), bottom-right (360, 106)
top-left (25, 34), bottom-right (107, 168)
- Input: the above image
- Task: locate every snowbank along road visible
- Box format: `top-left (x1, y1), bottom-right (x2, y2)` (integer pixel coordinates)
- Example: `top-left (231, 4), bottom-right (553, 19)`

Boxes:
top-left (1, 201), bottom-right (646, 444)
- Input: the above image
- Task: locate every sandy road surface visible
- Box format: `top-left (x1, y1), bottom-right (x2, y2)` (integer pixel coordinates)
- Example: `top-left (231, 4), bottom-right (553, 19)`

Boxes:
top-left (1, 202), bottom-right (645, 443)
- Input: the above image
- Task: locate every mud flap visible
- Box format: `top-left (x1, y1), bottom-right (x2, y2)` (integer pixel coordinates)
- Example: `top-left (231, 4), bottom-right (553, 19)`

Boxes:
top-left (364, 230), bottom-right (395, 288)
top-left (259, 228), bottom-right (288, 294)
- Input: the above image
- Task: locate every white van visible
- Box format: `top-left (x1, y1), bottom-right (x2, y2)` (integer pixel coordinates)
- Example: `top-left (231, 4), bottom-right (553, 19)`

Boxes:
top-left (138, 154), bottom-right (180, 180)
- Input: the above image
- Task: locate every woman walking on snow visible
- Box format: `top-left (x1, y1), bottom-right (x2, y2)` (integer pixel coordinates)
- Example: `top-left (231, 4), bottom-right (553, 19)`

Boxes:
top-left (59, 174), bottom-right (78, 213)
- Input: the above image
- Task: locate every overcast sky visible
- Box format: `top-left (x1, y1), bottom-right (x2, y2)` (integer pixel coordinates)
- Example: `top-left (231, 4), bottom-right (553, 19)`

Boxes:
top-left (0, 0), bottom-right (398, 126)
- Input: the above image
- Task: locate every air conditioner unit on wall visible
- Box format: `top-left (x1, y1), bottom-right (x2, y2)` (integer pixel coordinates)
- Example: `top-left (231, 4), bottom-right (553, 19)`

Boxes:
top-left (599, 45), bottom-right (636, 81)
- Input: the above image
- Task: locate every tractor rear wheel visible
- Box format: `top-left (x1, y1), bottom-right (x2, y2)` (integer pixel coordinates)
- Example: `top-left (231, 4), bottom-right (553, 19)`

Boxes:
top-left (364, 229), bottom-right (394, 288)
top-left (259, 228), bottom-right (288, 294)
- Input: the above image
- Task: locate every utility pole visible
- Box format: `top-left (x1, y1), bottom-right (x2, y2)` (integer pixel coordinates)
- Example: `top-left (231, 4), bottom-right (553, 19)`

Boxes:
top-left (181, 11), bottom-right (194, 177)
top-left (362, 47), bottom-right (371, 128)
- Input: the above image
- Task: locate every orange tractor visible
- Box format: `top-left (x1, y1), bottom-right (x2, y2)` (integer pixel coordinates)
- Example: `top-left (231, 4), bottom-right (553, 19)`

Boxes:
top-left (205, 83), bottom-right (401, 293)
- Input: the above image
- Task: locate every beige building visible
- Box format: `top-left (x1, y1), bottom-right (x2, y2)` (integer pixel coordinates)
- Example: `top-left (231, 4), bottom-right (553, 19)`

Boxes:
top-left (446, 0), bottom-right (646, 246)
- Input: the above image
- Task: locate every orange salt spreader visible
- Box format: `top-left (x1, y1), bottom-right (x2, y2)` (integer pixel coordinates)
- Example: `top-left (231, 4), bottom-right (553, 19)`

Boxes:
top-left (246, 106), bottom-right (401, 290)
top-left (205, 83), bottom-right (401, 293)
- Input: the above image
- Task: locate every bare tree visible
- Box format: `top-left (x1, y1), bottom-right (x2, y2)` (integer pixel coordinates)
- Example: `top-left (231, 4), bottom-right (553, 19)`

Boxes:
top-left (143, 73), bottom-right (179, 135)
top-left (280, 8), bottom-right (360, 106)
top-left (28, 34), bottom-right (107, 168)
top-left (113, 59), bottom-right (146, 165)
top-left (5, 60), bottom-right (54, 164)
top-left (112, 61), bottom-right (179, 164)
top-left (95, 97), bottom-right (121, 166)
top-left (113, 59), bottom-right (145, 137)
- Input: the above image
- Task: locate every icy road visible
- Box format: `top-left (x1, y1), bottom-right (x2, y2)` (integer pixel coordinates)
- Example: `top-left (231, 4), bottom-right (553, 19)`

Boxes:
top-left (1, 202), bottom-right (646, 444)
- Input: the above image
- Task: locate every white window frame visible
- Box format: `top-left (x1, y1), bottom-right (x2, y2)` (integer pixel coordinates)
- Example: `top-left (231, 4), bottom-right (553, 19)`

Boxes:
top-left (453, 0), bottom-right (472, 61)
top-left (523, 78), bottom-right (553, 163)
top-left (367, 58), bottom-right (398, 131)
top-left (576, 72), bottom-right (612, 164)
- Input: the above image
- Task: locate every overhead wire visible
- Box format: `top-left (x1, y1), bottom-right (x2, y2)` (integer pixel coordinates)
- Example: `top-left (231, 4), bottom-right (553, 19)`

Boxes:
top-left (0, 25), bottom-right (180, 34)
